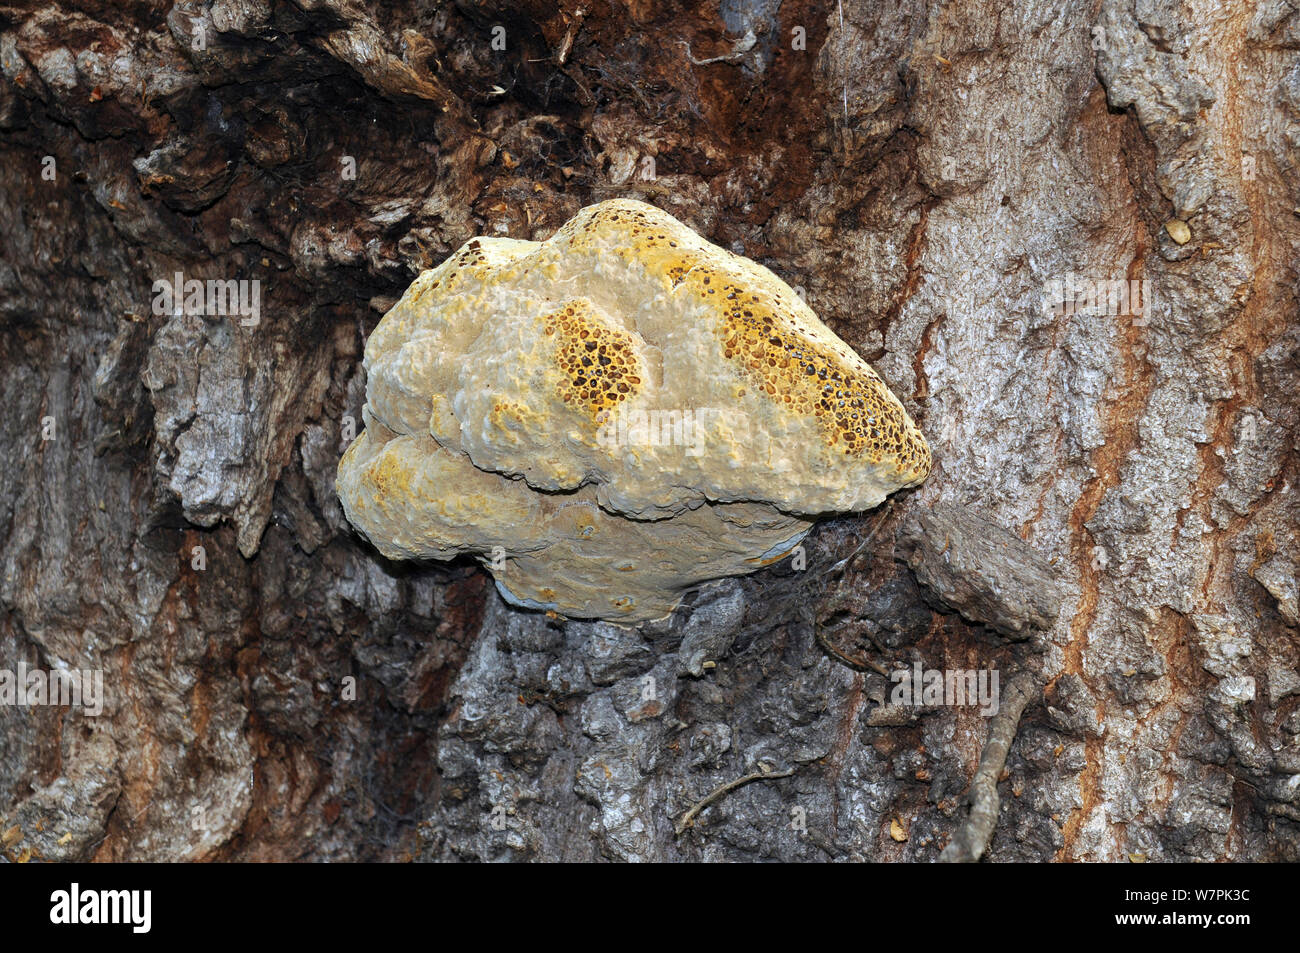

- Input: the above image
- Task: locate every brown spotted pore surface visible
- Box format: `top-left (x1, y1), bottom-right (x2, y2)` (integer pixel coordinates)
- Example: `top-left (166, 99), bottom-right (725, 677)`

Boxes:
top-left (542, 299), bottom-right (644, 419)
top-left (554, 200), bottom-right (931, 484)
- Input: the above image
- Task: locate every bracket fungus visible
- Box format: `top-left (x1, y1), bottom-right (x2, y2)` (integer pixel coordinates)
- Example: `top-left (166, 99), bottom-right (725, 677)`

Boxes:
top-left (337, 199), bottom-right (930, 622)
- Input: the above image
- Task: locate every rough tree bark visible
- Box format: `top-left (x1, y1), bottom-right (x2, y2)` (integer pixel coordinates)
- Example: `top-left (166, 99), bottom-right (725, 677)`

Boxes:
top-left (1, 0), bottom-right (1297, 862)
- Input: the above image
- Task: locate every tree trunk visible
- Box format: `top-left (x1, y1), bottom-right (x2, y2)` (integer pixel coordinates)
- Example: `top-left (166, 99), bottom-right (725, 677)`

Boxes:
top-left (1, 0), bottom-right (1296, 862)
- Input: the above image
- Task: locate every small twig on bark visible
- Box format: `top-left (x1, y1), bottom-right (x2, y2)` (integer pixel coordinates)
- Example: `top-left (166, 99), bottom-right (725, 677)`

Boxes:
top-left (680, 29), bottom-right (757, 67)
top-left (814, 624), bottom-right (891, 676)
top-left (675, 764), bottom-right (796, 835)
top-left (938, 672), bottom-right (1039, 862)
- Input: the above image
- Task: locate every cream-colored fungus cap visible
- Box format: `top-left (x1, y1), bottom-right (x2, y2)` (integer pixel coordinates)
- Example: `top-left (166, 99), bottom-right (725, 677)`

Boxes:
top-left (337, 199), bottom-right (930, 622)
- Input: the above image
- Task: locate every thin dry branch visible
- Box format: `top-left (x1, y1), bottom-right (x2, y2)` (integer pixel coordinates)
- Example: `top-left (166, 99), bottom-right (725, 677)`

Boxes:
top-left (938, 672), bottom-right (1039, 862)
top-left (675, 764), bottom-right (797, 835)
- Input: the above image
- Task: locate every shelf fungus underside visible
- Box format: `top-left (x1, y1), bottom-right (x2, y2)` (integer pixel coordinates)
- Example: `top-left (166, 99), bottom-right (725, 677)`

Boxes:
top-left (337, 199), bottom-right (931, 622)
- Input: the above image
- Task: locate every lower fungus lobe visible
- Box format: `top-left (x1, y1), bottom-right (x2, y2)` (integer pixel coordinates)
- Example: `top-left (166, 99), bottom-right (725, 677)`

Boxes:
top-left (542, 300), bottom-right (643, 419)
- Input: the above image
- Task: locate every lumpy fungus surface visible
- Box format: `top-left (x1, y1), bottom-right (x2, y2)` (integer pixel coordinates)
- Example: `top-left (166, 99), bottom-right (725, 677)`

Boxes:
top-left (337, 199), bottom-right (931, 622)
